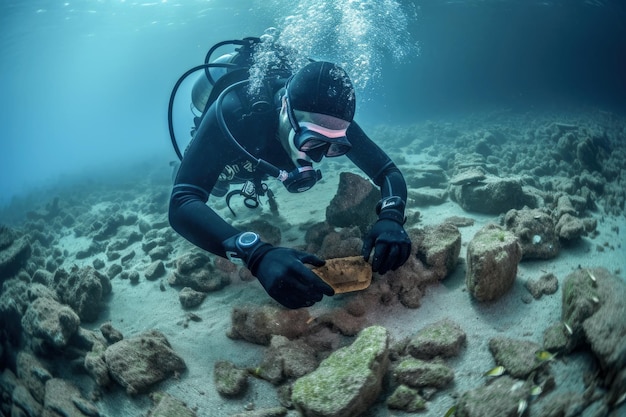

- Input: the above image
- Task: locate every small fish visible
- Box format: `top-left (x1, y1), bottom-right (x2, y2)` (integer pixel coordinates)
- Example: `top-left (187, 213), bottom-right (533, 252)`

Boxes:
top-left (517, 398), bottom-right (528, 416)
top-left (616, 391), bottom-right (626, 406)
top-left (443, 405), bottom-right (456, 417)
top-left (564, 322), bottom-right (573, 335)
top-left (530, 385), bottom-right (543, 397)
top-left (591, 296), bottom-right (600, 304)
top-left (535, 350), bottom-right (557, 362)
top-left (484, 365), bottom-right (506, 377)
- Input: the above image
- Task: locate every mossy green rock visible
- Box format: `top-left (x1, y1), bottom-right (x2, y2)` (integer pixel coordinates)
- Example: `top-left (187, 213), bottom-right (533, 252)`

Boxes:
top-left (393, 357), bottom-right (454, 388)
top-left (488, 337), bottom-right (542, 379)
top-left (291, 325), bottom-right (389, 417)
top-left (456, 375), bottom-right (530, 417)
top-left (407, 318), bottom-right (466, 359)
top-left (387, 384), bottom-right (426, 412)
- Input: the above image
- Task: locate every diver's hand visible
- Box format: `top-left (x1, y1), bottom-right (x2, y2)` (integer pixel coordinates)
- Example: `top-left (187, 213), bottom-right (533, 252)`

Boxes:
top-left (362, 218), bottom-right (412, 274)
top-left (248, 246), bottom-right (335, 309)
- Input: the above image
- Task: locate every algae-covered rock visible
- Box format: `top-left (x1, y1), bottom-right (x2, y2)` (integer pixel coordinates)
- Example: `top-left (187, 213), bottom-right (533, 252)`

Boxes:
top-left (456, 375), bottom-right (530, 417)
top-left (488, 337), bottom-right (543, 379)
top-left (51, 266), bottom-right (112, 322)
top-left (386, 384), bottom-right (426, 412)
top-left (213, 360), bottom-right (248, 397)
top-left (21, 297), bottom-right (80, 348)
top-left (258, 335), bottom-right (319, 384)
top-left (104, 329), bottom-right (187, 395)
top-left (406, 318), bottom-right (466, 359)
top-left (466, 224), bottom-right (522, 301)
top-left (149, 392), bottom-right (197, 417)
top-left (393, 358), bottom-right (454, 388)
top-left (291, 325), bottom-right (389, 417)
top-left (561, 268), bottom-right (601, 347)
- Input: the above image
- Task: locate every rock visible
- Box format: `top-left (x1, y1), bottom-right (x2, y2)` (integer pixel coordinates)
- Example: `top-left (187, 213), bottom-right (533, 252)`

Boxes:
top-left (449, 168), bottom-right (486, 186)
top-left (325, 172), bottom-right (379, 234)
top-left (450, 176), bottom-right (537, 214)
top-left (145, 260), bottom-right (166, 280)
top-left (257, 336), bottom-right (319, 384)
top-left (149, 392), bottom-right (197, 417)
top-left (315, 308), bottom-right (367, 337)
top-left (393, 358), bottom-right (454, 388)
top-left (12, 381), bottom-right (43, 417)
top-left (555, 213), bottom-right (586, 240)
top-left (555, 195), bottom-right (577, 219)
top-left (104, 329), bottom-right (187, 395)
top-left (44, 378), bottom-right (100, 417)
top-left (456, 375), bottom-right (530, 417)
top-left (227, 305), bottom-right (311, 346)
top-left (576, 268), bottom-right (626, 403)
top-left (504, 208), bottom-right (559, 260)
top-left (408, 187), bottom-right (448, 206)
top-left (107, 263), bottom-right (122, 280)
top-left (412, 223), bottom-right (462, 280)
top-left (51, 266), bottom-right (112, 322)
top-left (93, 213), bottom-right (124, 241)
top-left (16, 352), bottom-right (52, 404)
top-left (84, 345), bottom-right (111, 387)
top-left (0, 226), bottom-right (31, 282)
top-left (100, 322), bottom-right (124, 344)
top-left (561, 268), bottom-right (601, 347)
top-left (213, 360), bottom-right (249, 397)
top-left (386, 384), bottom-right (426, 412)
top-left (21, 297), bottom-right (80, 348)
top-left (291, 326), bottom-right (389, 417)
top-left (465, 224), bottom-right (522, 301)
top-left (169, 253), bottom-right (230, 292)
top-left (179, 287), bottom-right (206, 309)
top-left (406, 318), bottom-right (466, 359)
top-left (525, 273), bottom-right (559, 299)
top-left (488, 337), bottom-right (543, 379)
top-left (405, 165), bottom-right (448, 188)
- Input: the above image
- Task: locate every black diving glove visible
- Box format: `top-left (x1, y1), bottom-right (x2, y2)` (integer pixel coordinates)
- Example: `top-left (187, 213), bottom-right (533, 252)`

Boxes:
top-left (249, 246), bottom-right (335, 309)
top-left (361, 197), bottom-right (412, 274)
top-left (222, 232), bottom-right (334, 309)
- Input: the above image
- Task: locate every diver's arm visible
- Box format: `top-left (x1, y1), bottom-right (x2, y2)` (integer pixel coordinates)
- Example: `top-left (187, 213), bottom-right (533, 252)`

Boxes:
top-left (345, 122), bottom-right (408, 205)
top-left (346, 121), bottom-right (411, 273)
top-left (168, 107), bottom-right (241, 258)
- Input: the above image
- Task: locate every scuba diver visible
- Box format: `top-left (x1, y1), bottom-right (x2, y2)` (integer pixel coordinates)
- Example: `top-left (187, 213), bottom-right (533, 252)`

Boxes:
top-left (168, 37), bottom-right (411, 309)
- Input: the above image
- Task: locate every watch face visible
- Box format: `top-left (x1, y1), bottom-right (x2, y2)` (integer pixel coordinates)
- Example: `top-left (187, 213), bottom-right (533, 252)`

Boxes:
top-left (238, 232), bottom-right (259, 248)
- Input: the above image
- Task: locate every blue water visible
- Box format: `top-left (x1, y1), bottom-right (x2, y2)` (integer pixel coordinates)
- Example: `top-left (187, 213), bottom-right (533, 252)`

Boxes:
top-left (1, 0), bottom-right (625, 206)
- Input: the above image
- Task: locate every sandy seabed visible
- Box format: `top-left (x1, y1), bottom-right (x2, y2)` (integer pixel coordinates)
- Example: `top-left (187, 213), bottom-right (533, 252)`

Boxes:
top-left (1, 106), bottom-right (625, 417)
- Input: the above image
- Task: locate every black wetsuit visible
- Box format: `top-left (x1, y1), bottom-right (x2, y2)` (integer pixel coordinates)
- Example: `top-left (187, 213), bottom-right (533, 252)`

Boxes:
top-left (169, 85), bottom-right (407, 259)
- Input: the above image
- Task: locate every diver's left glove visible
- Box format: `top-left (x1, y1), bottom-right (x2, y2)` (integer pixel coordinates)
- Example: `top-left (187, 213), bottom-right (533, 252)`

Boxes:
top-left (361, 196), bottom-right (412, 274)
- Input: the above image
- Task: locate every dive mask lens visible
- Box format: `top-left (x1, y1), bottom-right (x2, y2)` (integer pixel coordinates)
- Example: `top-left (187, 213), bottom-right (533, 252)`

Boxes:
top-left (295, 127), bottom-right (352, 162)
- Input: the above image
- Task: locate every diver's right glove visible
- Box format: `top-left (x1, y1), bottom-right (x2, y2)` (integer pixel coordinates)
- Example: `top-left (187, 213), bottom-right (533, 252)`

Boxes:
top-left (222, 232), bottom-right (334, 309)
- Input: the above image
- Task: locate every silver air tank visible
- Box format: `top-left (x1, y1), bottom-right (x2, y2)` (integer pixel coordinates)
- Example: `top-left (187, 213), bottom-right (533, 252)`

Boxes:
top-left (191, 53), bottom-right (235, 113)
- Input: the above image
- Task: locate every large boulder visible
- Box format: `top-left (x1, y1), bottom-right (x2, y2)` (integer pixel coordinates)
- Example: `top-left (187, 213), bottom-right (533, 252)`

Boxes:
top-left (21, 297), bottom-right (80, 348)
top-left (43, 378), bottom-right (100, 417)
top-left (51, 266), bottom-right (112, 322)
top-left (104, 330), bottom-right (187, 395)
top-left (326, 172), bottom-right (379, 235)
top-left (466, 224), bottom-right (522, 301)
top-left (291, 326), bottom-right (389, 417)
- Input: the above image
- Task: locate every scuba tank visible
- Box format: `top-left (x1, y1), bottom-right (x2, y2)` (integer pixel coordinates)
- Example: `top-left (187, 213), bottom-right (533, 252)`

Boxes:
top-left (167, 36), bottom-right (292, 161)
